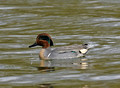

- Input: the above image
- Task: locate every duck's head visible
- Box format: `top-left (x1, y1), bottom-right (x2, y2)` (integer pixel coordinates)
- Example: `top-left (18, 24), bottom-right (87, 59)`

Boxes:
top-left (29, 33), bottom-right (54, 48)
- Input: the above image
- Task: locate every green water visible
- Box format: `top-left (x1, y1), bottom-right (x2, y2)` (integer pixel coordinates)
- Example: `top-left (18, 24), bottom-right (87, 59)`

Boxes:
top-left (0, 0), bottom-right (120, 88)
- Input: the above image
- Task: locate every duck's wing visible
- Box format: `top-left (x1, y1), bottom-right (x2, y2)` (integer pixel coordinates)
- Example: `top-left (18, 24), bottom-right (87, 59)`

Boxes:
top-left (53, 44), bottom-right (89, 54)
top-left (48, 44), bottom-right (89, 59)
top-left (49, 49), bottom-right (83, 59)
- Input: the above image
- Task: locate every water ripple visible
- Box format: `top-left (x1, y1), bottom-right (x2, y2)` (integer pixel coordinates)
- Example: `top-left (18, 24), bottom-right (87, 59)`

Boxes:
top-left (90, 74), bottom-right (120, 81)
top-left (0, 76), bottom-right (19, 82)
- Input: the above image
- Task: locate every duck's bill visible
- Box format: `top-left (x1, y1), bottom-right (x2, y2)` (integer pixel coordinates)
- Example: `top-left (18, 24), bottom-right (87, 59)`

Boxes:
top-left (29, 42), bottom-right (38, 48)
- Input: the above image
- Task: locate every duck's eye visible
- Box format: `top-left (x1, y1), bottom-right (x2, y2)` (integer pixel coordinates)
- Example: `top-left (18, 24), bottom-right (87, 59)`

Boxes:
top-left (79, 50), bottom-right (81, 53)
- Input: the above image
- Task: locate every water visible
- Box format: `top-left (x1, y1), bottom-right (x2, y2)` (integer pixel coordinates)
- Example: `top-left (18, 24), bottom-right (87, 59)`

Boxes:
top-left (0, 0), bottom-right (120, 88)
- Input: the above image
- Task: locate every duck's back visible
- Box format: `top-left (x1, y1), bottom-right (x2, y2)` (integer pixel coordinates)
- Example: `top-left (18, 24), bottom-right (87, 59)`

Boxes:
top-left (49, 50), bottom-right (80, 59)
top-left (48, 44), bottom-right (89, 59)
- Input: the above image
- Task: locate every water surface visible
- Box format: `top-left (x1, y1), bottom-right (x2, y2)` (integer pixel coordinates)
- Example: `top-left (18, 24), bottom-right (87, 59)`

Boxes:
top-left (0, 0), bottom-right (120, 88)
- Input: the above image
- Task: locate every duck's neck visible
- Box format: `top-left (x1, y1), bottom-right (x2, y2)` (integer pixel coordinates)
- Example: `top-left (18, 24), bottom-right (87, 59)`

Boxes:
top-left (39, 48), bottom-right (46, 60)
top-left (39, 47), bottom-right (51, 60)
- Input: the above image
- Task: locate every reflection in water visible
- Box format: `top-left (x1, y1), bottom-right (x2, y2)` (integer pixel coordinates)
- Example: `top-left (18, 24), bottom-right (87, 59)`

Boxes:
top-left (82, 85), bottom-right (89, 88)
top-left (72, 58), bottom-right (88, 69)
top-left (40, 60), bottom-right (45, 67)
top-left (50, 58), bottom-right (89, 69)
top-left (38, 84), bottom-right (88, 88)
top-left (34, 57), bottom-right (88, 70)
top-left (31, 57), bottom-right (88, 71)
top-left (36, 60), bottom-right (55, 72)
top-left (39, 84), bottom-right (53, 88)
top-left (36, 66), bottom-right (55, 72)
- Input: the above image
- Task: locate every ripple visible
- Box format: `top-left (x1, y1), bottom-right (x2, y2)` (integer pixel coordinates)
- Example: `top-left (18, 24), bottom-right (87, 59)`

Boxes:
top-left (103, 47), bottom-right (120, 54)
top-left (0, 64), bottom-right (21, 69)
top-left (11, 81), bottom-right (33, 84)
top-left (98, 0), bottom-right (120, 3)
top-left (87, 6), bottom-right (111, 9)
top-left (90, 74), bottom-right (120, 81)
top-left (0, 7), bottom-right (17, 10)
top-left (0, 50), bottom-right (38, 55)
top-left (14, 14), bottom-right (38, 18)
top-left (0, 76), bottom-right (19, 82)
top-left (94, 22), bottom-right (120, 27)
top-left (0, 28), bottom-right (22, 31)
top-left (94, 18), bottom-right (120, 22)
top-left (0, 35), bottom-right (32, 38)
top-left (62, 73), bottom-right (95, 79)
top-left (83, 1), bottom-right (99, 4)
top-left (0, 5), bottom-right (54, 10)
top-left (106, 61), bottom-right (120, 66)
top-left (55, 43), bottom-right (68, 45)
top-left (0, 21), bottom-right (7, 25)
top-left (0, 44), bottom-right (26, 48)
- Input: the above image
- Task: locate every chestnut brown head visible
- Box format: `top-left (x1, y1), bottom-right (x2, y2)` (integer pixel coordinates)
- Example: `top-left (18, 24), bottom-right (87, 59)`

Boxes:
top-left (37, 33), bottom-right (53, 46)
top-left (29, 33), bottom-right (53, 48)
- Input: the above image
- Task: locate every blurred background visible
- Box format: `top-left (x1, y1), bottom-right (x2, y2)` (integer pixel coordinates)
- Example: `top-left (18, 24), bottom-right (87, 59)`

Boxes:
top-left (0, 0), bottom-right (120, 88)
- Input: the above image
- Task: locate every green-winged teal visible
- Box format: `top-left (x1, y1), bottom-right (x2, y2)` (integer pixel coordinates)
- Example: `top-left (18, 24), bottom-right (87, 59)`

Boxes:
top-left (29, 33), bottom-right (91, 60)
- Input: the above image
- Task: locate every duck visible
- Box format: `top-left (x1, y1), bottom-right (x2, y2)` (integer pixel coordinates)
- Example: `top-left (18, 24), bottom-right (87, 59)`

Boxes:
top-left (29, 33), bottom-right (91, 60)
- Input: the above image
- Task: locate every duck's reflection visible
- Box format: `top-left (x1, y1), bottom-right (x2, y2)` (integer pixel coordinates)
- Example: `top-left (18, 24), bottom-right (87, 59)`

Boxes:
top-left (38, 83), bottom-right (53, 88)
top-left (33, 57), bottom-right (88, 71)
top-left (82, 85), bottom-right (89, 88)
top-left (72, 58), bottom-right (88, 69)
top-left (38, 84), bottom-right (88, 88)
top-left (36, 60), bottom-right (55, 72)
top-left (49, 58), bottom-right (88, 69)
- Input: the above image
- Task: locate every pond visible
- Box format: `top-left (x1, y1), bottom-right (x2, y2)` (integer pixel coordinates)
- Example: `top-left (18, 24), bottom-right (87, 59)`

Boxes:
top-left (0, 0), bottom-right (120, 88)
